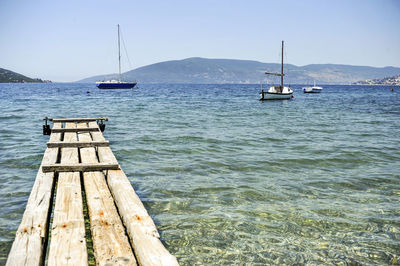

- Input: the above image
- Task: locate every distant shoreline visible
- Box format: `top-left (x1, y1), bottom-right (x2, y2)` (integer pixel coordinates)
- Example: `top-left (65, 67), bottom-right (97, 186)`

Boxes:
top-left (1, 82), bottom-right (400, 87)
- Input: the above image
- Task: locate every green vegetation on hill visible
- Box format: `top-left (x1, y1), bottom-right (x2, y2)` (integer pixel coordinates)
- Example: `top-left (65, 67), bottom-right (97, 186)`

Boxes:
top-left (78, 57), bottom-right (400, 84)
top-left (0, 68), bottom-right (47, 83)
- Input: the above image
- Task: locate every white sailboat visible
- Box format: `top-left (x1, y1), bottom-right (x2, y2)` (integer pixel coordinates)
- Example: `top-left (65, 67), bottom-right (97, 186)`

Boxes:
top-left (303, 81), bottom-right (323, 93)
top-left (260, 41), bottom-right (293, 100)
top-left (96, 24), bottom-right (137, 89)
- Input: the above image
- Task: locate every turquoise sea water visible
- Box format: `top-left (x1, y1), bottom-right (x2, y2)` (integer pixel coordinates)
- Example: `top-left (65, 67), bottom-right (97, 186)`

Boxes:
top-left (0, 83), bottom-right (399, 264)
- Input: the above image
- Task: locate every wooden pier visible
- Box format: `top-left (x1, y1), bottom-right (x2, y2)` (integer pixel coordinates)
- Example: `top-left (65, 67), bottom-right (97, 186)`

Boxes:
top-left (6, 118), bottom-right (178, 266)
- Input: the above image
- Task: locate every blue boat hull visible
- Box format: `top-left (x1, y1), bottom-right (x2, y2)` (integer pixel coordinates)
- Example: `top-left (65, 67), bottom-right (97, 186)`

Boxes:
top-left (96, 82), bottom-right (137, 89)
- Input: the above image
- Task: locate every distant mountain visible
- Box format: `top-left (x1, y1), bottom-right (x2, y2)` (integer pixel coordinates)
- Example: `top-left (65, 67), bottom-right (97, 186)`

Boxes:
top-left (353, 74), bottom-right (400, 85)
top-left (78, 57), bottom-right (400, 84)
top-left (0, 68), bottom-right (49, 83)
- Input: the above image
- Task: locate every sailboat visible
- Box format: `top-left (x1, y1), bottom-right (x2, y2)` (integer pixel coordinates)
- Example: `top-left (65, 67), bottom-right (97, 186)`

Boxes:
top-left (303, 81), bottom-right (323, 93)
top-left (260, 41), bottom-right (293, 100)
top-left (96, 24), bottom-right (137, 89)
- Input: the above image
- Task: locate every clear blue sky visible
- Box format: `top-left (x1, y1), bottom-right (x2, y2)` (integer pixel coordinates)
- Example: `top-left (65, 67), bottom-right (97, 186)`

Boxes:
top-left (1, 0), bottom-right (399, 81)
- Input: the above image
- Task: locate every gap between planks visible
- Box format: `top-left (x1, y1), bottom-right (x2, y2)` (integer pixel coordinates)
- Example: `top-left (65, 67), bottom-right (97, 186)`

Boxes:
top-left (47, 122), bottom-right (88, 265)
top-left (90, 121), bottom-right (179, 266)
top-left (78, 122), bottom-right (137, 265)
top-left (8, 119), bottom-right (179, 266)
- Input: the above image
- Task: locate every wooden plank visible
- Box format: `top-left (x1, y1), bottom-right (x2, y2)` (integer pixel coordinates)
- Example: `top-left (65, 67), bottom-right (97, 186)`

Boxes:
top-left (6, 123), bottom-right (62, 266)
top-left (48, 123), bottom-right (88, 265)
top-left (78, 123), bottom-right (137, 265)
top-left (49, 117), bottom-right (108, 122)
top-left (47, 141), bottom-right (109, 148)
top-left (89, 123), bottom-right (118, 166)
top-left (106, 170), bottom-right (179, 266)
top-left (51, 127), bottom-right (99, 133)
top-left (41, 163), bottom-right (120, 173)
top-left (89, 122), bottom-right (179, 266)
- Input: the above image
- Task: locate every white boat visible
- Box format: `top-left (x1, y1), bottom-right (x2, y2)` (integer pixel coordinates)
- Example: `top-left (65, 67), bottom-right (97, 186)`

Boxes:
top-left (260, 41), bottom-right (293, 100)
top-left (303, 81), bottom-right (323, 93)
top-left (96, 25), bottom-right (137, 89)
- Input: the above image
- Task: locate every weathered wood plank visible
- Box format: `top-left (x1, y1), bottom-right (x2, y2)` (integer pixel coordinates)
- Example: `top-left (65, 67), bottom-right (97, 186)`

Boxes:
top-left (78, 123), bottom-right (137, 265)
top-left (107, 170), bottom-right (179, 266)
top-left (9, 119), bottom-right (178, 266)
top-left (51, 127), bottom-right (99, 133)
top-left (6, 123), bottom-right (62, 266)
top-left (89, 122), bottom-right (179, 266)
top-left (48, 123), bottom-right (88, 265)
top-left (89, 123), bottom-right (119, 166)
top-left (46, 141), bottom-right (109, 148)
top-left (41, 163), bottom-right (120, 173)
top-left (49, 117), bottom-right (108, 122)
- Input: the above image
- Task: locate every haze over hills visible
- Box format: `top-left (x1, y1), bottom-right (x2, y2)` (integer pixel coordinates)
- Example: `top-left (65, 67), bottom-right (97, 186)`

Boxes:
top-left (78, 57), bottom-right (400, 84)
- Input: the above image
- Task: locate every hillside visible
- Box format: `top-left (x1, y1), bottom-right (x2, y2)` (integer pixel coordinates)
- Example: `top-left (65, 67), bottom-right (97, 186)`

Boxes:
top-left (78, 57), bottom-right (400, 84)
top-left (0, 68), bottom-right (47, 83)
top-left (353, 74), bottom-right (400, 85)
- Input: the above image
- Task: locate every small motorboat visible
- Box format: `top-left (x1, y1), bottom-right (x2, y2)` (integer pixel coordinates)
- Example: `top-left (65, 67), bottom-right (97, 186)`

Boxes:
top-left (303, 81), bottom-right (323, 93)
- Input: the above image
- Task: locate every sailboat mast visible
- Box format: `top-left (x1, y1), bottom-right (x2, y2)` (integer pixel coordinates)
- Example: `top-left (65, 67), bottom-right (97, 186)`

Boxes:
top-left (281, 40), bottom-right (284, 88)
top-left (118, 24), bottom-right (121, 82)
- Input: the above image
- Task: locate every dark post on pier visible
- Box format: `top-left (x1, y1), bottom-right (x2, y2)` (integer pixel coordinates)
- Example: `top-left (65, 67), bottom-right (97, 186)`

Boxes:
top-left (6, 117), bottom-right (178, 266)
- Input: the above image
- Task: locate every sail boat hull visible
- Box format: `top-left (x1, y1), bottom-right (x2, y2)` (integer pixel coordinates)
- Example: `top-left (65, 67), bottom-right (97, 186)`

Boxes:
top-left (260, 86), bottom-right (293, 100)
top-left (260, 92), bottom-right (293, 100)
top-left (96, 81), bottom-right (137, 89)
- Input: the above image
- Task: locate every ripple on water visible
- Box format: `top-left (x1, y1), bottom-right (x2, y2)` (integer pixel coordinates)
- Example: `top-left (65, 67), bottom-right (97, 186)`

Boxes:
top-left (1, 84), bottom-right (400, 265)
